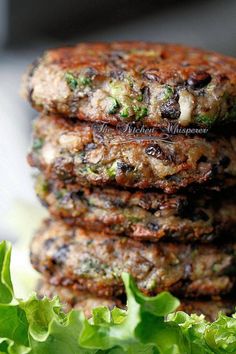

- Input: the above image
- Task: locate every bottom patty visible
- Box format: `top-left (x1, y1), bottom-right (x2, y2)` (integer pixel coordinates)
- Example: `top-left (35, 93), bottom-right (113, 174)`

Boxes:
top-left (36, 175), bottom-right (236, 242)
top-left (31, 220), bottom-right (236, 298)
top-left (177, 299), bottom-right (235, 322)
top-left (37, 279), bottom-right (122, 317)
top-left (38, 280), bottom-right (235, 322)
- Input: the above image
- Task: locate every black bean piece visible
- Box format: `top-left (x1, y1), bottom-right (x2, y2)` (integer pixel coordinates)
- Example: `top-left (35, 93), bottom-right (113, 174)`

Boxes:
top-left (190, 210), bottom-right (210, 222)
top-left (187, 71), bottom-right (212, 89)
top-left (143, 68), bottom-right (161, 82)
top-left (223, 265), bottom-right (236, 276)
top-left (220, 156), bottom-right (231, 168)
top-left (176, 199), bottom-right (190, 218)
top-left (201, 234), bottom-right (215, 242)
top-left (198, 155), bottom-right (208, 163)
top-left (39, 198), bottom-right (49, 208)
top-left (44, 238), bottom-right (56, 249)
top-left (160, 99), bottom-right (181, 120)
top-left (52, 245), bottom-right (70, 265)
top-left (28, 58), bottom-right (41, 78)
top-left (211, 164), bottom-right (219, 177)
top-left (184, 264), bottom-right (192, 278)
top-left (146, 143), bottom-right (176, 162)
top-left (110, 51), bottom-right (125, 60)
top-left (110, 70), bottom-right (125, 80)
top-left (165, 174), bottom-right (181, 183)
top-left (117, 162), bottom-right (134, 173)
top-left (147, 222), bottom-right (160, 231)
top-left (68, 117), bottom-right (79, 125)
top-left (61, 193), bottom-right (73, 205)
top-left (71, 191), bottom-right (84, 200)
top-left (145, 144), bottom-right (163, 158)
top-left (113, 198), bottom-right (126, 208)
top-left (216, 74), bottom-right (229, 83)
top-left (28, 58), bottom-right (41, 102)
top-left (28, 88), bottom-right (34, 103)
top-left (141, 86), bottom-right (151, 104)
top-left (84, 67), bottom-right (97, 77)
top-left (54, 158), bottom-right (74, 180)
top-left (85, 143), bottom-right (97, 151)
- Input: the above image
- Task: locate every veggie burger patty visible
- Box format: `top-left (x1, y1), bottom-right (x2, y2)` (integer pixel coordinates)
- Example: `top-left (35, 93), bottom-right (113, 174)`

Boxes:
top-left (28, 114), bottom-right (236, 193)
top-left (38, 279), bottom-right (236, 322)
top-left (31, 220), bottom-right (236, 298)
top-left (37, 279), bottom-right (122, 316)
top-left (36, 175), bottom-right (236, 242)
top-left (22, 42), bottom-right (236, 128)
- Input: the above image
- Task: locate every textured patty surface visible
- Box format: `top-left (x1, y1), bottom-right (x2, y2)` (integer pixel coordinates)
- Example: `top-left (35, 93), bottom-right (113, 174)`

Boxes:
top-left (28, 115), bottom-right (236, 193)
top-left (38, 280), bottom-right (236, 321)
top-left (36, 175), bottom-right (236, 242)
top-left (177, 299), bottom-right (236, 322)
top-left (22, 42), bottom-right (236, 128)
top-left (37, 279), bottom-right (122, 317)
top-left (31, 220), bottom-right (236, 298)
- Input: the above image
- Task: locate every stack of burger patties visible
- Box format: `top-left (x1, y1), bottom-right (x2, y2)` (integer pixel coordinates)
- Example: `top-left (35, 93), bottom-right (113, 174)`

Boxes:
top-left (23, 42), bottom-right (236, 320)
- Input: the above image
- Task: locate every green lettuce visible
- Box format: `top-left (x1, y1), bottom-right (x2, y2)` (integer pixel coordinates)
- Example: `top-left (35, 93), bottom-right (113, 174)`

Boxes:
top-left (0, 241), bottom-right (236, 353)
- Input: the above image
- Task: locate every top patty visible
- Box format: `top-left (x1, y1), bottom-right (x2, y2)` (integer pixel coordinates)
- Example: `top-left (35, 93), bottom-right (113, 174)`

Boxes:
top-left (22, 42), bottom-right (236, 128)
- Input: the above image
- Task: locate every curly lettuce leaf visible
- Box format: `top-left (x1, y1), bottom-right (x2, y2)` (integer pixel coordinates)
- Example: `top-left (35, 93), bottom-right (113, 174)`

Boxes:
top-left (28, 311), bottom-right (86, 354)
top-left (205, 314), bottom-right (236, 353)
top-left (0, 241), bottom-right (236, 354)
top-left (78, 273), bottom-right (183, 352)
top-left (0, 338), bottom-right (30, 354)
top-left (168, 312), bottom-right (214, 353)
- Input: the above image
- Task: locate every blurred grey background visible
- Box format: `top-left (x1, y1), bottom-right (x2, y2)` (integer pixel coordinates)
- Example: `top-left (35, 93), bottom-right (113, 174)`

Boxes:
top-left (0, 0), bottom-right (236, 241)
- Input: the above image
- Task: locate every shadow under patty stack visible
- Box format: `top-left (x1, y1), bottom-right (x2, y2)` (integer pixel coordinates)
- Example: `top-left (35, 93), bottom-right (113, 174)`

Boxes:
top-left (23, 42), bottom-right (236, 321)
